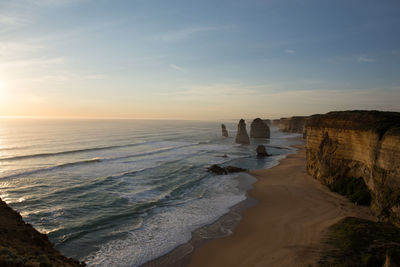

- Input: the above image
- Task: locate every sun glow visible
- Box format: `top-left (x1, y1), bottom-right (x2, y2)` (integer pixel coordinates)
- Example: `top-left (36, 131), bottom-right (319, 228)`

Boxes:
top-left (0, 78), bottom-right (8, 103)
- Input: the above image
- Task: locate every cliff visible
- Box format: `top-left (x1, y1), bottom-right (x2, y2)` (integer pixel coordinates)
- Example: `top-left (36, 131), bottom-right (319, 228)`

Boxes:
top-left (279, 116), bottom-right (308, 133)
top-left (235, 119), bottom-right (250, 145)
top-left (0, 198), bottom-right (84, 266)
top-left (305, 110), bottom-right (400, 225)
top-left (250, 118), bottom-right (270, 138)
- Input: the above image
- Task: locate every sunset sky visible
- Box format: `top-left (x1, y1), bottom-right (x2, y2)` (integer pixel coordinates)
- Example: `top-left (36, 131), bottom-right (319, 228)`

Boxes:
top-left (1, 0), bottom-right (399, 119)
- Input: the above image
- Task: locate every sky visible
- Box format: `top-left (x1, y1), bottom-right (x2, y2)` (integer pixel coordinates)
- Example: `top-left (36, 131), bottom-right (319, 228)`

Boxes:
top-left (0, 0), bottom-right (399, 120)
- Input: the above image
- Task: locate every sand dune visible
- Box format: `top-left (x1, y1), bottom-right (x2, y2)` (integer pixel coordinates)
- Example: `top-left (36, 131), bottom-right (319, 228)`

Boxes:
top-left (189, 145), bottom-right (375, 267)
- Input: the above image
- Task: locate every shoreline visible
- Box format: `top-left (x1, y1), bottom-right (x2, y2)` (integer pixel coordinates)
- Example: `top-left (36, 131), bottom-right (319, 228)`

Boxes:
top-left (141, 175), bottom-right (258, 267)
top-left (141, 140), bottom-right (300, 267)
top-left (188, 144), bottom-right (376, 267)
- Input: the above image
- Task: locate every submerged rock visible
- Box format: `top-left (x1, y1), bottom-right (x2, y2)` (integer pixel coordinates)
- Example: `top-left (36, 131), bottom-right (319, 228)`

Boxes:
top-left (225, 166), bottom-right (247, 173)
top-left (250, 118), bottom-right (270, 138)
top-left (256, 145), bottom-right (269, 157)
top-left (207, 164), bottom-right (247, 175)
top-left (207, 164), bottom-right (227, 175)
top-left (235, 119), bottom-right (250, 145)
top-left (221, 124), bottom-right (229, 137)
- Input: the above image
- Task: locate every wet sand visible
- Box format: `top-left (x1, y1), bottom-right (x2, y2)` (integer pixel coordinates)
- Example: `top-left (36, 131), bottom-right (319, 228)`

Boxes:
top-left (188, 145), bottom-right (375, 267)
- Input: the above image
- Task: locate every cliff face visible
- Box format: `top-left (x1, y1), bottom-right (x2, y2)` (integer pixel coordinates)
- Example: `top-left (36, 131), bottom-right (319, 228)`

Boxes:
top-left (305, 111), bottom-right (400, 225)
top-left (279, 116), bottom-right (308, 133)
top-left (250, 118), bottom-right (270, 138)
top-left (0, 198), bottom-right (84, 266)
top-left (235, 119), bottom-right (250, 145)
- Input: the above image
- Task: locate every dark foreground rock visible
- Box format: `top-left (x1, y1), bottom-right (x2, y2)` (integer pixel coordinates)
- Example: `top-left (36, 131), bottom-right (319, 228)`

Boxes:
top-left (256, 145), bottom-right (269, 157)
top-left (221, 124), bottom-right (229, 137)
top-left (0, 198), bottom-right (84, 267)
top-left (207, 165), bottom-right (247, 175)
top-left (235, 119), bottom-right (250, 145)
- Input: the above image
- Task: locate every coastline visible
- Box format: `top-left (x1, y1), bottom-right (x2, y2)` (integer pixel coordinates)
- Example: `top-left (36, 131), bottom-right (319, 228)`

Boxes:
top-left (141, 140), bottom-right (299, 267)
top-left (188, 144), bottom-right (376, 267)
top-left (141, 174), bottom-right (258, 267)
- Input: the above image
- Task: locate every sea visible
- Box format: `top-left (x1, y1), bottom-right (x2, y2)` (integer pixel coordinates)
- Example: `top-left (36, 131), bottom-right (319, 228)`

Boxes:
top-left (0, 119), bottom-right (301, 266)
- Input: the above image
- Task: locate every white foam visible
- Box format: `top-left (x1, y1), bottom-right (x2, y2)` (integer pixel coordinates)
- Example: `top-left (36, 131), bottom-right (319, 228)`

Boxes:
top-left (85, 174), bottom-right (253, 267)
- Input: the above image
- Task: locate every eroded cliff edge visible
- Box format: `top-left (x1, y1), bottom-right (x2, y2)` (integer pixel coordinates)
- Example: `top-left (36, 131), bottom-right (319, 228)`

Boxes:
top-left (305, 111), bottom-right (400, 225)
top-left (279, 116), bottom-right (308, 134)
top-left (0, 198), bottom-right (84, 266)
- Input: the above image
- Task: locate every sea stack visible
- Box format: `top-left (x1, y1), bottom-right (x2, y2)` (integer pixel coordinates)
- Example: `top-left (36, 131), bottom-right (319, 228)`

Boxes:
top-left (250, 118), bottom-right (270, 138)
top-left (221, 124), bottom-right (229, 137)
top-left (235, 119), bottom-right (250, 145)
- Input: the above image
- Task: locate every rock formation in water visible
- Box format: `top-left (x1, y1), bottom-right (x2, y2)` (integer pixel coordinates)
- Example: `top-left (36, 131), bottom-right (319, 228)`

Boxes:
top-left (0, 198), bottom-right (84, 266)
top-left (279, 116), bottom-right (308, 134)
top-left (256, 145), bottom-right (269, 157)
top-left (207, 164), bottom-right (247, 175)
top-left (250, 118), bottom-right (270, 138)
top-left (221, 124), bottom-right (229, 137)
top-left (235, 119), bottom-right (250, 145)
top-left (305, 111), bottom-right (400, 225)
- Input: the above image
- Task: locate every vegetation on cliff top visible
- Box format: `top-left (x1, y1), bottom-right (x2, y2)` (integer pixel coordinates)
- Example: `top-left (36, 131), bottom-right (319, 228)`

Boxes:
top-left (319, 217), bottom-right (400, 267)
top-left (307, 110), bottom-right (400, 134)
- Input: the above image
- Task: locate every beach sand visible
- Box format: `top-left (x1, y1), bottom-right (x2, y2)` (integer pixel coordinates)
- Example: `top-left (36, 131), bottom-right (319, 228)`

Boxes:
top-left (188, 145), bottom-right (375, 267)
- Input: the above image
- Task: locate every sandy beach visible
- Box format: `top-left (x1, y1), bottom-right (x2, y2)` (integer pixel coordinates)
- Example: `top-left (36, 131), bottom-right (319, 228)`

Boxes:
top-left (189, 144), bottom-right (375, 267)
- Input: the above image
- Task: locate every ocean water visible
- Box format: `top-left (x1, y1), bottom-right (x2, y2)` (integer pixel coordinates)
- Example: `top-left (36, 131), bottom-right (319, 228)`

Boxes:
top-left (0, 119), bottom-right (301, 266)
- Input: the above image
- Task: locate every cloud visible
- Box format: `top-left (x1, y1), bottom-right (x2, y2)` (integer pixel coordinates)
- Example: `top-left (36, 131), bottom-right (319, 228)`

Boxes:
top-left (0, 57), bottom-right (66, 69)
top-left (154, 26), bottom-right (218, 42)
top-left (0, 14), bottom-right (29, 26)
top-left (155, 82), bottom-right (400, 118)
top-left (285, 49), bottom-right (296, 54)
top-left (358, 56), bottom-right (376, 63)
top-left (169, 64), bottom-right (186, 73)
top-left (0, 41), bottom-right (44, 59)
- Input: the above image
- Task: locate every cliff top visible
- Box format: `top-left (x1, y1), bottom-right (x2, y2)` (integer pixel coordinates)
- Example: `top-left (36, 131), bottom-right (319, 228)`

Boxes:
top-left (307, 110), bottom-right (400, 136)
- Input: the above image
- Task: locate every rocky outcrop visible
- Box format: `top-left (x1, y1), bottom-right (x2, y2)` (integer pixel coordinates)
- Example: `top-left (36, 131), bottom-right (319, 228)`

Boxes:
top-left (279, 116), bottom-right (308, 134)
top-left (207, 165), bottom-right (247, 175)
top-left (0, 198), bottom-right (84, 266)
top-left (235, 119), bottom-right (250, 145)
top-left (256, 145), bottom-right (269, 157)
top-left (221, 124), bottom-right (229, 137)
top-left (305, 110), bottom-right (400, 225)
top-left (250, 118), bottom-right (270, 138)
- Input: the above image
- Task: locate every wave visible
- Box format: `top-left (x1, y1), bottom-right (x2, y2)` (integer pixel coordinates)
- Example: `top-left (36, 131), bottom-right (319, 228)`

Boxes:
top-left (0, 158), bottom-right (102, 180)
top-left (0, 143), bottom-right (200, 180)
top-left (109, 143), bottom-right (197, 162)
top-left (0, 142), bottom-right (151, 162)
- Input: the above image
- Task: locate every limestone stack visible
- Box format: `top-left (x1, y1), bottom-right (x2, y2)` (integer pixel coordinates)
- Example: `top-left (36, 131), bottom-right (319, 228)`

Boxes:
top-left (250, 118), bottom-right (270, 138)
top-left (221, 124), bottom-right (229, 137)
top-left (235, 119), bottom-right (250, 145)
